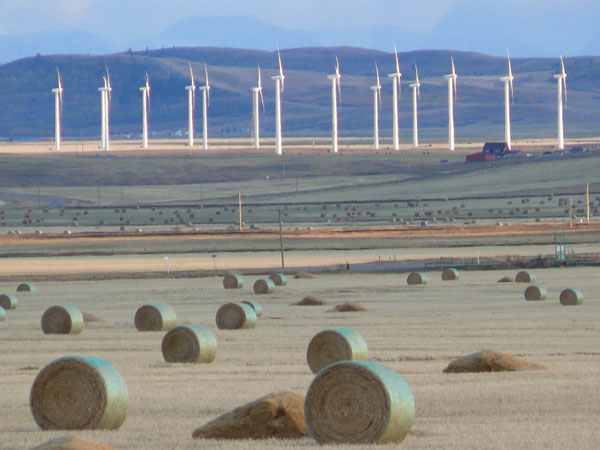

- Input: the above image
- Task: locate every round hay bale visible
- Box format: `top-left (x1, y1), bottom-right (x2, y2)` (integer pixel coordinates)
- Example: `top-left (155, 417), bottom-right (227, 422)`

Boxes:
top-left (30, 435), bottom-right (115, 450)
top-left (0, 293), bottom-right (18, 310)
top-left (223, 274), bottom-right (244, 289)
top-left (215, 302), bottom-right (257, 330)
top-left (253, 278), bottom-right (275, 295)
top-left (30, 356), bottom-right (129, 430)
top-left (305, 361), bottom-right (415, 444)
top-left (17, 282), bottom-right (37, 292)
top-left (241, 300), bottom-right (263, 317)
top-left (407, 272), bottom-right (427, 285)
top-left (294, 271), bottom-right (317, 279)
top-left (295, 295), bottom-right (330, 306)
top-left (524, 285), bottom-right (548, 301)
top-left (0, 306), bottom-right (5, 321)
top-left (41, 305), bottom-right (84, 335)
top-left (269, 272), bottom-right (288, 286)
top-left (515, 271), bottom-right (535, 283)
top-left (328, 302), bottom-right (367, 312)
top-left (134, 303), bottom-right (177, 332)
top-left (161, 325), bottom-right (217, 363)
top-left (497, 276), bottom-right (514, 283)
top-left (306, 327), bottom-right (368, 374)
top-left (559, 288), bottom-right (584, 305)
top-left (441, 268), bottom-right (460, 281)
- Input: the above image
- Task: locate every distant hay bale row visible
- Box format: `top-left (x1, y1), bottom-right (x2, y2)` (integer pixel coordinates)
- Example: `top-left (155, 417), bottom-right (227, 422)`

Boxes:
top-left (216, 302), bottom-right (257, 330)
top-left (41, 305), bottom-right (84, 335)
top-left (524, 285), bottom-right (547, 301)
top-left (134, 303), bottom-right (177, 331)
top-left (162, 325), bottom-right (217, 363)
top-left (407, 272), bottom-right (427, 285)
top-left (254, 279), bottom-right (275, 295)
top-left (560, 288), bottom-right (584, 305)
top-left (0, 294), bottom-right (18, 310)
top-left (269, 273), bottom-right (287, 286)
top-left (223, 274), bottom-right (244, 289)
top-left (515, 271), bottom-right (535, 283)
top-left (306, 327), bottom-right (368, 374)
top-left (17, 282), bottom-right (36, 292)
top-left (441, 268), bottom-right (460, 281)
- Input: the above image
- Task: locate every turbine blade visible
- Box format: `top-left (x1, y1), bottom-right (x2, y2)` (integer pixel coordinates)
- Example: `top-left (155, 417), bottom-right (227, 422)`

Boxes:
top-left (393, 43), bottom-right (400, 74)
top-left (260, 88), bottom-right (265, 112)
top-left (258, 64), bottom-right (262, 88)
top-left (105, 67), bottom-right (112, 102)
top-left (189, 62), bottom-right (195, 88)
top-left (507, 48), bottom-right (513, 78)
top-left (336, 56), bottom-right (340, 77)
top-left (277, 50), bottom-right (285, 93)
top-left (560, 55), bottom-right (566, 77)
top-left (451, 56), bottom-right (456, 77)
top-left (375, 62), bottom-right (380, 87)
top-left (204, 63), bottom-right (210, 106)
top-left (415, 64), bottom-right (420, 97)
top-left (57, 67), bottom-right (63, 107)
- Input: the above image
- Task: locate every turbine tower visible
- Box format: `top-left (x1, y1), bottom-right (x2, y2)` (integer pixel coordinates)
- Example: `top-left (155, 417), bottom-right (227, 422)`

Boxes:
top-left (185, 63), bottom-right (196, 147)
top-left (199, 63), bottom-right (210, 150)
top-left (98, 68), bottom-right (112, 151)
top-left (327, 57), bottom-right (341, 153)
top-left (139, 73), bottom-right (150, 149)
top-left (444, 57), bottom-right (457, 151)
top-left (51, 68), bottom-right (63, 151)
top-left (370, 63), bottom-right (382, 150)
top-left (272, 51), bottom-right (285, 155)
top-left (251, 65), bottom-right (265, 149)
top-left (409, 65), bottom-right (421, 148)
top-left (388, 45), bottom-right (402, 150)
top-left (554, 56), bottom-right (567, 150)
top-left (500, 50), bottom-right (514, 149)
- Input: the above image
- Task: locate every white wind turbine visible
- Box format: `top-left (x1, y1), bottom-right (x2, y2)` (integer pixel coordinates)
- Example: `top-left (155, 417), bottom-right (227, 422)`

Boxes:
top-left (370, 63), bottom-right (382, 149)
top-left (327, 57), bottom-right (341, 153)
top-left (251, 65), bottom-right (265, 149)
top-left (272, 51), bottom-right (285, 155)
top-left (500, 50), bottom-right (514, 149)
top-left (554, 56), bottom-right (567, 150)
top-left (388, 45), bottom-right (402, 150)
top-left (98, 68), bottom-right (112, 151)
top-left (139, 73), bottom-right (150, 149)
top-left (199, 63), bottom-right (210, 150)
top-left (444, 57), bottom-right (457, 151)
top-left (51, 67), bottom-right (63, 151)
top-left (185, 63), bottom-right (196, 147)
top-left (409, 65), bottom-right (421, 148)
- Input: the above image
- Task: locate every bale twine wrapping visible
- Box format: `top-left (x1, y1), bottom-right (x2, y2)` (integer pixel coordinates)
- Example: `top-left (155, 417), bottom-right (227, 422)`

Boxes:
top-left (441, 268), bottom-right (460, 281)
top-left (223, 274), bottom-right (244, 289)
top-left (41, 305), bottom-right (84, 335)
top-left (253, 278), bottom-right (275, 295)
top-left (307, 328), bottom-right (368, 374)
top-left (560, 288), bottom-right (584, 305)
top-left (241, 300), bottom-right (263, 317)
top-left (30, 356), bottom-right (129, 430)
top-left (161, 325), bottom-right (217, 363)
top-left (269, 272), bottom-right (288, 286)
top-left (524, 285), bottom-right (547, 301)
top-left (305, 361), bottom-right (415, 444)
top-left (407, 272), bottom-right (427, 285)
top-left (0, 306), bottom-right (5, 321)
top-left (216, 302), bottom-right (257, 330)
top-left (134, 303), bottom-right (177, 331)
top-left (0, 293), bottom-right (18, 310)
top-left (17, 282), bottom-right (37, 292)
top-left (515, 271), bottom-right (535, 283)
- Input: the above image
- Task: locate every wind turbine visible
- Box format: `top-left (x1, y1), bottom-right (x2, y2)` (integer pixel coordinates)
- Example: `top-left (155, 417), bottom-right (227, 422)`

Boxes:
top-left (271, 50), bottom-right (285, 155)
top-left (98, 68), bottom-right (112, 151)
top-left (500, 50), bottom-right (514, 149)
top-left (252, 65), bottom-right (265, 148)
top-left (444, 57), bottom-right (457, 151)
top-left (554, 56), bottom-right (567, 150)
top-left (327, 57), bottom-right (341, 153)
top-left (185, 63), bottom-right (196, 147)
top-left (199, 63), bottom-right (210, 150)
top-left (388, 44), bottom-right (402, 150)
top-left (51, 68), bottom-right (63, 151)
top-left (139, 73), bottom-right (150, 149)
top-left (370, 63), bottom-right (382, 149)
top-left (409, 65), bottom-right (421, 148)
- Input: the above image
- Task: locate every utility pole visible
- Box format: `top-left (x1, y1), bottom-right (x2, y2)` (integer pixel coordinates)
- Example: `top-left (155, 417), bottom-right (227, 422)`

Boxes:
top-left (278, 207), bottom-right (285, 269)
top-left (238, 192), bottom-right (243, 232)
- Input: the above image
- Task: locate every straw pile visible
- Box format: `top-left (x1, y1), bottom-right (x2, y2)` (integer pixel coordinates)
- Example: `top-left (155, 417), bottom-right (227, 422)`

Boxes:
top-left (192, 391), bottom-right (306, 440)
top-left (134, 303), bottom-right (177, 331)
top-left (328, 302), bottom-right (367, 312)
top-left (269, 273), bottom-right (288, 286)
top-left (497, 276), bottom-right (514, 283)
top-left (294, 295), bottom-right (330, 306)
top-left (30, 356), bottom-right (129, 430)
top-left (30, 435), bottom-right (115, 450)
top-left (305, 361), bottom-right (415, 444)
top-left (294, 271), bottom-right (317, 279)
top-left (41, 305), bottom-right (84, 335)
top-left (216, 302), bottom-right (257, 330)
top-left (253, 279), bottom-right (275, 295)
top-left (241, 300), bottom-right (263, 317)
top-left (441, 268), bottom-right (460, 281)
top-left (307, 328), bottom-right (368, 374)
top-left (223, 274), bottom-right (244, 289)
top-left (559, 288), bottom-right (584, 305)
top-left (407, 272), bottom-right (427, 285)
top-left (0, 306), bottom-right (5, 321)
top-left (81, 312), bottom-right (106, 323)
top-left (17, 282), bottom-right (37, 292)
top-left (516, 271), bottom-right (535, 283)
top-left (443, 349), bottom-right (547, 373)
top-left (162, 325), bottom-right (217, 363)
top-left (0, 294), bottom-right (18, 310)
top-left (524, 285), bottom-right (547, 301)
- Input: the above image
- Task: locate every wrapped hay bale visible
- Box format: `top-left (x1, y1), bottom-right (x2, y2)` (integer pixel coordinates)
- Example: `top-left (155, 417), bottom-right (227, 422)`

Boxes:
top-left (524, 285), bottom-right (547, 301)
top-left (30, 356), bottom-right (129, 430)
top-left (407, 272), bottom-right (427, 285)
top-left (162, 325), bottom-right (217, 363)
top-left (306, 327), bottom-right (368, 374)
top-left (305, 361), bottom-right (415, 444)
top-left (241, 300), bottom-right (263, 318)
top-left (0, 306), bottom-right (5, 321)
top-left (216, 302), bottom-right (257, 330)
top-left (515, 271), bottom-right (535, 283)
top-left (0, 293), bottom-right (18, 310)
top-left (134, 303), bottom-right (177, 331)
top-left (269, 272), bottom-right (287, 286)
top-left (30, 435), bottom-right (115, 450)
top-left (559, 288), bottom-right (584, 305)
top-left (253, 278), bottom-right (275, 295)
top-left (223, 274), bottom-right (244, 289)
top-left (441, 268), bottom-right (460, 281)
top-left (41, 305), bottom-right (84, 335)
top-left (17, 282), bottom-right (37, 292)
